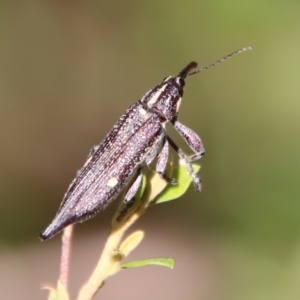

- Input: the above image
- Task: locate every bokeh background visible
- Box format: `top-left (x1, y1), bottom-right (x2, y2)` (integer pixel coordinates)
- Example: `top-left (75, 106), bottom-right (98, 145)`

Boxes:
top-left (1, 1), bottom-right (300, 299)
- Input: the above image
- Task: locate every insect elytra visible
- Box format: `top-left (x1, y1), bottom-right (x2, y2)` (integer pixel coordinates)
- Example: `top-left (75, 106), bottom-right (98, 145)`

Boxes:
top-left (40, 46), bottom-right (253, 241)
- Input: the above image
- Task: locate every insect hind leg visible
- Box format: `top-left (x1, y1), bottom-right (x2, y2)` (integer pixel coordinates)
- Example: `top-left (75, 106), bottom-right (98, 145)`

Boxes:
top-left (123, 167), bottom-right (143, 204)
top-left (117, 168), bottom-right (143, 222)
top-left (156, 137), bottom-right (177, 185)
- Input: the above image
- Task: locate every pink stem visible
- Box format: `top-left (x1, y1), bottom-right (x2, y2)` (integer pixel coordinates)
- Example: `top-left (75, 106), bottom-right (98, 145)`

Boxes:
top-left (60, 224), bottom-right (74, 288)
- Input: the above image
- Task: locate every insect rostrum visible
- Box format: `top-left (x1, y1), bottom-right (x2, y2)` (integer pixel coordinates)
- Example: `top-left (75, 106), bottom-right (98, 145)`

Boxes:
top-left (40, 47), bottom-right (253, 241)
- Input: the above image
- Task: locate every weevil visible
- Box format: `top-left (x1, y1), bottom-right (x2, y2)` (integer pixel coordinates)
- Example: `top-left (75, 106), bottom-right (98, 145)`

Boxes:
top-left (40, 46), bottom-right (253, 240)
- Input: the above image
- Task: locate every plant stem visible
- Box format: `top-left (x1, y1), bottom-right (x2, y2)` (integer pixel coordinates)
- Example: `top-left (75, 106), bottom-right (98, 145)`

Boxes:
top-left (77, 205), bottom-right (145, 300)
top-left (77, 167), bottom-right (171, 300)
top-left (77, 161), bottom-right (172, 300)
top-left (60, 225), bottom-right (73, 289)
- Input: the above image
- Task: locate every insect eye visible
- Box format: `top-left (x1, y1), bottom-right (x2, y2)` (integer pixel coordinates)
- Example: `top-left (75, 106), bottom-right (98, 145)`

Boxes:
top-left (177, 77), bottom-right (185, 87)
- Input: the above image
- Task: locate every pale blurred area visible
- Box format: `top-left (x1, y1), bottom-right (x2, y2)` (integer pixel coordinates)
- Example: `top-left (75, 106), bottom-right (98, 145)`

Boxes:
top-left (1, 1), bottom-right (300, 299)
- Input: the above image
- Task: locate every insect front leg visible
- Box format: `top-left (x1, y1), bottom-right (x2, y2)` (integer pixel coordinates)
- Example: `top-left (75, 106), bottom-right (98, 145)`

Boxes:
top-left (167, 120), bottom-right (205, 192)
top-left (156, 137), bottom-right (177, 185)
top-left (172, 119), bottom-right (205, 161)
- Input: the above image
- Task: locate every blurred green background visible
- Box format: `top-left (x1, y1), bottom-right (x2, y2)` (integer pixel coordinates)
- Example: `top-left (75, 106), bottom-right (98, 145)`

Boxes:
top-left (1, 0), bottom-right (300, 299)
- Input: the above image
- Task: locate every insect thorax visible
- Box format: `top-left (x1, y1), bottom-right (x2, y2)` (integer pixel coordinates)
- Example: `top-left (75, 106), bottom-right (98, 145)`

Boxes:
top-left (140, 76), bottom-right (184, 122)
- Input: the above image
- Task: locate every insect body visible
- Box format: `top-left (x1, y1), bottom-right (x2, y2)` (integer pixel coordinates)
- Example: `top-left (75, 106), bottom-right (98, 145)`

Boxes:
top-left (40, 46), bottom-right (253, 241)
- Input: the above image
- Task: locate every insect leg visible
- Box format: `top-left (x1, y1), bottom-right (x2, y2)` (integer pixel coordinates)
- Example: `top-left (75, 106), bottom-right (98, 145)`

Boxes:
top-left (117, 168), bottom-right (143, 222)
top-left (123, 167), bottom-right (143, 204)
top-left (167, 135), bottom-right (202, 192)
top-left (156, 137), bottom-right (177, 185)
top-left (172, 119), bottom-right (205, 162)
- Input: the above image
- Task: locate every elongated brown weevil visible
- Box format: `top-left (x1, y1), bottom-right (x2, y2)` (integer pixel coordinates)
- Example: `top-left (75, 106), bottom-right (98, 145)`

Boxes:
top-left (40, 46), bottom-right (253, 240)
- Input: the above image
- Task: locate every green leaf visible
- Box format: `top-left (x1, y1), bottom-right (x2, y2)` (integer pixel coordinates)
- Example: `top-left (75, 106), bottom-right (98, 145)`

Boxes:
top-left (121, 257), bottom-right (175, 269)
top-left (119, 230), bottom-right (144, 257)
top-left (155, 163), bottom-right (200, 203)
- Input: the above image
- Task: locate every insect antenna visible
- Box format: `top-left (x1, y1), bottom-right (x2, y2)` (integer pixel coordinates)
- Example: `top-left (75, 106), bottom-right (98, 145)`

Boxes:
top-left (187, 46), bottom-right (253, 77)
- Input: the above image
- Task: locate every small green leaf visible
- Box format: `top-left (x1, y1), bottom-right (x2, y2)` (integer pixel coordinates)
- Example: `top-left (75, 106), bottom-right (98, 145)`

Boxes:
top-left (119, 230), bottom-right (144, 257)
top-left (155, 163), bottom-right (200, 203)
top-left (121, 257), bottom-right (175, 269)
top-left (138, 173), bottom-right (147, 198)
